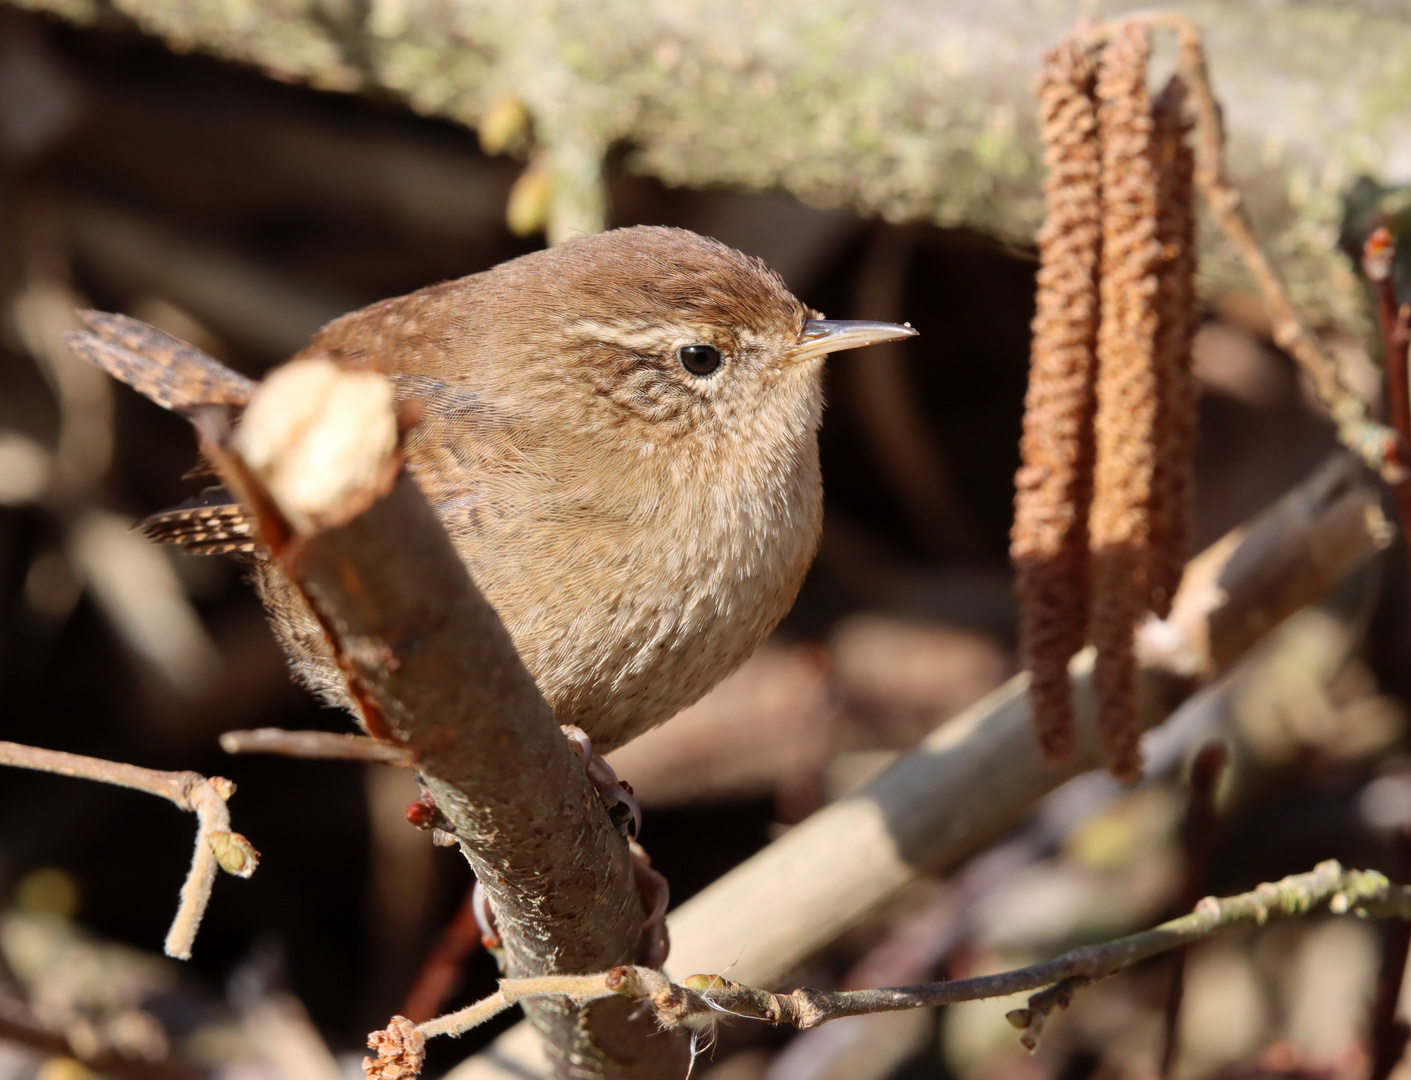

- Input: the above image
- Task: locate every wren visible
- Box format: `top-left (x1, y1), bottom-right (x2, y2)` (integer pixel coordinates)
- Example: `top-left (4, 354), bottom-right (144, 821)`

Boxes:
top-left (74, 226), bottom-right (915, 753)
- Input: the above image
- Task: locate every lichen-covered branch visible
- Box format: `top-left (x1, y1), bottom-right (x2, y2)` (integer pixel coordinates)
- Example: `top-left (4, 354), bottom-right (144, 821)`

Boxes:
top-left (9, 0), bottom-right (1409, 330)
top-left (405, 860), bottom-right (1411, 1058)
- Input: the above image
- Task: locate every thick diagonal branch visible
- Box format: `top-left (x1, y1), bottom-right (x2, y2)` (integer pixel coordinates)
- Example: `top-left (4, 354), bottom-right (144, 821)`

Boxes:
top-left (198, 359), bottom-right (683, 1080)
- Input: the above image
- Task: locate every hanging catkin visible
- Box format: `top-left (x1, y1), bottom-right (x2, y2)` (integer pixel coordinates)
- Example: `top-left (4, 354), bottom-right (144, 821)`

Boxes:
top-left (1089, 24), bottom-right (1162, 782)
top-left (1146, 76), bottom-right (1199, 619)
top-left (1012, 38), bottom-right (1103, 763)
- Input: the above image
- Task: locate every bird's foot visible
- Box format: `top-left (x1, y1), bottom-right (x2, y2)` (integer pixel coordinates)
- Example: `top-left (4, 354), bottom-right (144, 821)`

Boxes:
top-left (561, 724), bottom-right (641, 839)
top-left (560, 726), bottom-right (665, 964)
top-left (471, 878), bottom-right (501, 950)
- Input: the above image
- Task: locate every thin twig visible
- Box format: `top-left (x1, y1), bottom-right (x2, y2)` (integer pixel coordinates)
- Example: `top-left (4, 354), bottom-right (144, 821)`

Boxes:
top-left (418, 976), bottom-right (616, 1040)
top-left (1350, 231), bottom-right (1411, 1078)
top-left (401, 860), bottom-right (1409, 1056)
top-left (220, 727), bottom-right (414, 766)
top-left (0, 740), bottom-right (257, 960)
top-left (1086, 13), bottom-right (1397, 478)
top-left (1368, 810), bottom-right (1411, 1080)
top-left (1370, 859), bottom-right (1411, 1080)
top-left (1363, 228), bottom-right (1410, 453)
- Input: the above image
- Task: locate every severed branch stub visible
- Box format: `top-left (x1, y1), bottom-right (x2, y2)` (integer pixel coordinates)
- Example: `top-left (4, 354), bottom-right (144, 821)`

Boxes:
top-left (194, 357), bottom-right (682, 1080)
top-left (0, 740), bottom-right (257, 960)
top-left (413, 860), bottom-right (1411, 1055)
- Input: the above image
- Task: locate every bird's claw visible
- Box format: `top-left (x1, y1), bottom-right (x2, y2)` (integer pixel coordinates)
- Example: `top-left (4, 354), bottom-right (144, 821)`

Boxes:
top-left (561, 725), bottom-right (642, 839)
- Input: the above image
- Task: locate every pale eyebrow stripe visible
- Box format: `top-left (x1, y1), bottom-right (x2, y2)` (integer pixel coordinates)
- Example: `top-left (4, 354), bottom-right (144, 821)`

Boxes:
top-left (566, 320), bottom-right (683, 353)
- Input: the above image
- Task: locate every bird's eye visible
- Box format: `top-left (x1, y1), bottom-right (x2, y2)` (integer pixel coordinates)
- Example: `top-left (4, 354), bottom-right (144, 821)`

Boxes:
top-left (677, 344), bottom-right (723, 377)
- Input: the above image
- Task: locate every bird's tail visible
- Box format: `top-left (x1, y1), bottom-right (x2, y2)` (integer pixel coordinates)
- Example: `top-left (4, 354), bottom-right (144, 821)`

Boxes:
top-left (65, 309), bottom-right (260, 555)
top-left (141, 490), bottom-right (258, 556)
top-left (64, 309), bottom-right (257, 414)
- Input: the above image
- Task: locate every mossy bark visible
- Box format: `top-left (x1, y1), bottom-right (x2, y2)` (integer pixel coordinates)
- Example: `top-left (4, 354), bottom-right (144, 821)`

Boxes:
top-left (16, 0), bottom-right (1409, 328)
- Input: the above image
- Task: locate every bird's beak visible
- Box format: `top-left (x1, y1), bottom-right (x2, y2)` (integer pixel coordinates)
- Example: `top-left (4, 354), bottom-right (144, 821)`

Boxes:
top-left (789, 319), bottom-right (919, 364)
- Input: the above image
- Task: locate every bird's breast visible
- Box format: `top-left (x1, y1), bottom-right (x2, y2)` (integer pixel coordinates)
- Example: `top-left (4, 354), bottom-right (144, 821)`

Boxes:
top-left (440, 425), bottom-right (823, 752)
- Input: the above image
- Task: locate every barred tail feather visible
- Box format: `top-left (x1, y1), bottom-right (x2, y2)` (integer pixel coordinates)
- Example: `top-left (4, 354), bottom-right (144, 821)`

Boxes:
top-left (141, 490), bottom-right (258, 555)
top-left (65, 310), bottom-right (256, 414)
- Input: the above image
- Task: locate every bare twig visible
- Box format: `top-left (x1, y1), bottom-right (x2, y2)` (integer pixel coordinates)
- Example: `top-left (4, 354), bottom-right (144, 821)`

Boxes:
top-left (1362, 228), bottom-right (1409, 455)
top-left (1364, 747), bottom-right (1411, 1080)
top-left (0, 741), bottom-right (256, 960)
top-left (1090, 13), bottom-right (1397, 477)
top-left (1368, 826), bottom-right (1411, 1080)
top-left (220, 727), bottom-right (414, 766)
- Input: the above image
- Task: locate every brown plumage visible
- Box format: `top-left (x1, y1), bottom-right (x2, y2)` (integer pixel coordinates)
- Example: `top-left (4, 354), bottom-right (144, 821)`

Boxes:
top-left (143, 494), bottom-right (257, 555)
top-left (71, 226), bottom-right (914, 753)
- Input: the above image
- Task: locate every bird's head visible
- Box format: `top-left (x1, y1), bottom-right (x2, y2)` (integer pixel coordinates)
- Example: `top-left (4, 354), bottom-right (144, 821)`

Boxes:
top-left (484, 226), bottom-right (916, 454)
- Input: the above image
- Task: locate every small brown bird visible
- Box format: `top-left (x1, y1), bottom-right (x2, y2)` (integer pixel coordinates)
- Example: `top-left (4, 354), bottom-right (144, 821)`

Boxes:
top-left (71, 226), bottom-right (915, 754)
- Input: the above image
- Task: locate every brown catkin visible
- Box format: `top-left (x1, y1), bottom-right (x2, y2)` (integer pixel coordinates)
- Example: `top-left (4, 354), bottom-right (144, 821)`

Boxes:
top-left (1012, 38), bottom-right (1102, 764)
top-left (1089, 25), bottom-right (1162, 783)
top-left (1146, 76), bottom-right (1199, 618)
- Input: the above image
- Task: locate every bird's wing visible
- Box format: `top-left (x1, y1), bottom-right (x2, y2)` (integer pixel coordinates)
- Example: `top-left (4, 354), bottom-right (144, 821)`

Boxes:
top-left (65, 310), bottom-right (256, 413)
top-left (130, 372), bottom-right (515, 557)
top-left (71, 301), bottom-right (524, 556)
top-left (293, 283), bottom-right (541, 538)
